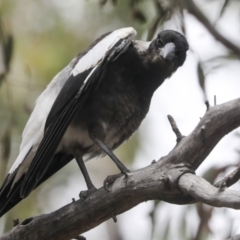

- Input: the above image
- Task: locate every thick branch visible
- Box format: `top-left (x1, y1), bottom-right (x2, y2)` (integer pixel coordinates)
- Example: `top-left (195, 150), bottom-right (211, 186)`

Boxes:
top-left (178, 173), bottom-right (240, 208)
top-left (161, 98), bottom-right (240, 170)
top-left (1, 98), bottom-right (240, 240)
top-left (185, 0), bottom-right (240, 57)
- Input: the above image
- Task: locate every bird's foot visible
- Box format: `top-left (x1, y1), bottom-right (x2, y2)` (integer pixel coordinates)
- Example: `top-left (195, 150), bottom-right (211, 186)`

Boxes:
top-left (21, 217), bottom-right (33, 225)
top-left (104, 170), bottom-right (130, 191)
top-left (79, 187), bottom-right (97, 202)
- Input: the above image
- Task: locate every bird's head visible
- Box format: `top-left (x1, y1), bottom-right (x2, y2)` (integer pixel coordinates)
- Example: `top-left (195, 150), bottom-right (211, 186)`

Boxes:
top-left (148, 30), bottom-right (189, 73)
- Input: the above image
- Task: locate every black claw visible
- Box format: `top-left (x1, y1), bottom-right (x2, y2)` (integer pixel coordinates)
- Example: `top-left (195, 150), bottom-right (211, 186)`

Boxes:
top-left (104, 175), bottom-right (116, 192)
top-left (104, 172), bottom-right (130, 191)
top-left (79, 191), bottom-right (88, 202)
top-left (122, 170), bottom-right (129, 178)
top-left (13, 219), bottom-right (19, 227)
top-left (21, 217), bottom-right (33, 225)
top-left (104, 182), bottom-right (110, 192)
top-left (79, 187), bottom-right (97, 202)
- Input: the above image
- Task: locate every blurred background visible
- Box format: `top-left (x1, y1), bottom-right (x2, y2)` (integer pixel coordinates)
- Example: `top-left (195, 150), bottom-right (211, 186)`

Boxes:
top-left (0, 0), bottom-right (240, 239)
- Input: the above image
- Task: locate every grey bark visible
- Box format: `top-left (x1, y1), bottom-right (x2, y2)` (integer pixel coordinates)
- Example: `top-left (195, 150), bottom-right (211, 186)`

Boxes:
top-left (1, 98), bottom-right (240, 240)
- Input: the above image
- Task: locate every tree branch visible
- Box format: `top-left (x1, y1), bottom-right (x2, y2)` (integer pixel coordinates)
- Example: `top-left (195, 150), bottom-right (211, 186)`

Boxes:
top-left (227, 234), bottom-right (240, 240)
top-left (184, 0), bottom-right (240, 57)
top-left (215, 165), bottom-right (240, 188)
top-left (178, 173), bottom-right (240, 208)
top-left (1, 98), bottom-right (240, 240)
top-left (167, 115), bottom-right (184, 143)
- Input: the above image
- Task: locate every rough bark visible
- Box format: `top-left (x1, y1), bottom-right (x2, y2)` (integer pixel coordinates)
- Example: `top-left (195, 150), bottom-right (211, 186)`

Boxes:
top-left (1, 98), bottom-right (240, 240)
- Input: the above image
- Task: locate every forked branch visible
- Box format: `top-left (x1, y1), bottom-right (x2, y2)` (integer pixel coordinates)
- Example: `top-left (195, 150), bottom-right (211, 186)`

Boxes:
top-left (1, 98), bottom-right (240, 240)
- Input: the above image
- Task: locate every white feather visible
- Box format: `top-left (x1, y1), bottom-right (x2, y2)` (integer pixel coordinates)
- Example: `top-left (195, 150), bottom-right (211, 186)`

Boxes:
top-left (71, 27), bottom-right (137, 76)
top-left (133, 40), bottom-right (150, 52)
top-left (9, 59), bottom-right (76, 174)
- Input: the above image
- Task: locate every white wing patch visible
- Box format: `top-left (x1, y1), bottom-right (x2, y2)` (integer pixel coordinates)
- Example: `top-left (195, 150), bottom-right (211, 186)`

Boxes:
top-left (133, 40), bottom-right (150, 52)
top-left (71, 27), bottom-right (137, 76)
top-left (9, 60), bottom-right (76, 174)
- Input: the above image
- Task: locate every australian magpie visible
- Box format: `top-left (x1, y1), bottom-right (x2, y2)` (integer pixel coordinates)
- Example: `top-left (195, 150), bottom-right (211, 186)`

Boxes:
top-left (0, 27), bottom-right (188, 217)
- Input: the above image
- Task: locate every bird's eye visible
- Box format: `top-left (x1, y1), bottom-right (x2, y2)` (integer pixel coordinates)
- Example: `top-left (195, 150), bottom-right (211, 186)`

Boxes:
top-left (157, 39), bottom-right (164, 47)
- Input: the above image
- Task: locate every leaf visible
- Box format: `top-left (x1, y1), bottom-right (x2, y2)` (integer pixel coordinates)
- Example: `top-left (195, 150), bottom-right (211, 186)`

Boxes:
top-left (235, 131), bottom-right (240, 138)
top-left (147, 0), bottom-right (171, 41)
top-left (179, 208), bottom-right (187, 239)
top-left (130, 0), bottom-right (140, 8)
top-left (202, 165), bottom-right (236, 184)
top-left (155, 0), bottom-right (173, 22)
top-left (219, 0), bottom-right (230, 18)
top-left (1, 128), bottom-right (11, 162)
top-left (132, 9), bottom-right (147, 23)
top-left (155, 0), bottom-right (166, 15)
top-left (195, 202), bottom-right (213, 237)
top-left (99, 0), bottom-right (108, 7)
top-left (111, 0), bottom-right (118, 5)
top-left (149, 200), bottom-right (161, 239)
top-left (179, 8), bottom-right (186, 35)
top-left (204, 62), bottom-right (225, 76)
top-left (4, 35), bottom-right (13, 71)
top-left (147, 17), bottom-right (161, 41)
top-left (197, 61), bottom-right (206, 97)
top-left (162, 217), bottom-right (171, 240)
top-left (0, 17), bottom-right (13, 84)
top-left (204, 52), bottom-right (239, 63)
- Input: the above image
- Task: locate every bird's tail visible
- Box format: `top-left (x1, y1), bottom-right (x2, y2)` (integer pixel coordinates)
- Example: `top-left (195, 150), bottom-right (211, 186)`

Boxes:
top-left (0, 153), bottom-right (73, 217)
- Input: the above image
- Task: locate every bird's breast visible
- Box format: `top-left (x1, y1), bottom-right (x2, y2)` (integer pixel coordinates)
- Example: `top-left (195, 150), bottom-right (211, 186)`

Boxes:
top-left (58, 51), bottom-right (153, 158)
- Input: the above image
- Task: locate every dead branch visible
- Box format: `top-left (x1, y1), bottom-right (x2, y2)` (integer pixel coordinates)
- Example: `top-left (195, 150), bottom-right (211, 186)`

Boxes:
top-left (184, 0), bottom-right (240, 57)
top-left (178, 173), bottom-right (240, 208)
top-left (215, 165), bottom-right (240, 188)
top-left (0, 97), bottom-right (240, 240)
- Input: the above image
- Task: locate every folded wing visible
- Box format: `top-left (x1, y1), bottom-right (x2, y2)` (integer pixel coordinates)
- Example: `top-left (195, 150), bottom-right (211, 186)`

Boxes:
top-left (0, 27), bottom-right (136, 217)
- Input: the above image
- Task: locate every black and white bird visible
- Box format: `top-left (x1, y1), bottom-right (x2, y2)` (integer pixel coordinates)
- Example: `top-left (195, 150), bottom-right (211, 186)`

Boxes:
top-left (0, 27), bottom-right (188, 217)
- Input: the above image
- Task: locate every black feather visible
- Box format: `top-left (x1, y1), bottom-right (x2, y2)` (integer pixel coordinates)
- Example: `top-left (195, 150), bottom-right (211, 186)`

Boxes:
top-left (0, 153), bottom-right (72, 217)
top-left (20, 38), bottom-right (130, 198)
top-left (0, 28), bottom-right (189, 217)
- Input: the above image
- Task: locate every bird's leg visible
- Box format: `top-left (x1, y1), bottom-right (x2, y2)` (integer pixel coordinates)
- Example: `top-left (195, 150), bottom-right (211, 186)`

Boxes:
top-left (92, 138), bottom-right (130, 191)
top-left (93, 138), bottom-right (129, 174)
top-left (75, 153), bottom-right (96, 201)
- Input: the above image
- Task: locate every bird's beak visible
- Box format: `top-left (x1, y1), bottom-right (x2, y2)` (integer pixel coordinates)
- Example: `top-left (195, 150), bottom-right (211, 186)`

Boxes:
top-left (159, 42), bottom-right (176, 61)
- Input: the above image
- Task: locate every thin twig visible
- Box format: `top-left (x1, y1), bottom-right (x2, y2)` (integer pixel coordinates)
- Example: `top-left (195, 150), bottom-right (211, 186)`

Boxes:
top-left (167, 115), bottom-right (184, 143)
top-left (215, 165), bottom-right (240, 188)
top-left (185, 0), bottom-right (240, 57)
top-left (227, 234), bottom-right (240, 240)
top-left (205, 100), bottom-right (210, 111)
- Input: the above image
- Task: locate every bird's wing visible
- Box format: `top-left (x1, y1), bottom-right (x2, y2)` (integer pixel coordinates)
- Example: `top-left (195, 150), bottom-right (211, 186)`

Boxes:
top-left (0, 27), bottom-right (137, 208)
top-left (9, 59), bottom-right (77, 176)
top-left (21, 27), bottom-right (136, 197)
top-left (0, 61), bottom-right (76, 217)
